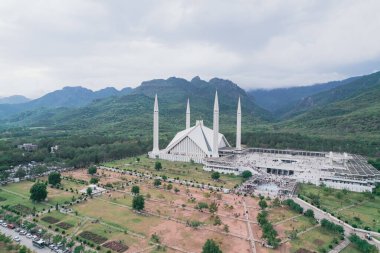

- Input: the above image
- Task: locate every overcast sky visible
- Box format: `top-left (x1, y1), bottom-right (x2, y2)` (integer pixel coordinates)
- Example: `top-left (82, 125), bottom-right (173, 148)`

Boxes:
top-left (0, 0), bottom-right (380, 98)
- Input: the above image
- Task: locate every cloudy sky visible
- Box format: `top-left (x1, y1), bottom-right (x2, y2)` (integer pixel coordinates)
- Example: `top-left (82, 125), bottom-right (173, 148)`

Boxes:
top-left (1, 0), bottom-right (380, 98)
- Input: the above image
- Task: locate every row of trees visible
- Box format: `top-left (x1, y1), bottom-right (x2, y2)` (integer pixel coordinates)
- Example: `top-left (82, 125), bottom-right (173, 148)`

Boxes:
top-left (349, 234), bottom-right (378, 253)
top-left (283, 199), bottom-right (304, 213)
top-left (320, 219), bottom-right (344, 235)
top-left (257, 211), bottom-right (280, 248)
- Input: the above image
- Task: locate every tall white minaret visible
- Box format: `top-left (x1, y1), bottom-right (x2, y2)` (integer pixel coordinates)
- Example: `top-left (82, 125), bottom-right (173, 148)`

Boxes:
top-left (236, 97), bottom-right (241, 150)
top-left (212, 91), bottom-right (219, 157)
top-left (153, 94), bottom-right (159, 153)
top-left (186, 98), bottom-right (190, 129)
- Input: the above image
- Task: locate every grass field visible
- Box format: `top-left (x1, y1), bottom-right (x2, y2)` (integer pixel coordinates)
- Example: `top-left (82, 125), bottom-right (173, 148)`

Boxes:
top-left (340, 243), bottom-right (362, 253)
top-left (0, 179), bottom-right (84, 213)
top-left (39, 211), bottom-right (82, 235)
top-left (268, 206), bottom-right (300, 224)
top-left (73, 198), bottom-right (162, 236)
top-left (289, 226), bottom-right (341, 253)
top-left (102, 156), bottom-right (243, 189)
top-left (298, 183), bottom-right (380, 231)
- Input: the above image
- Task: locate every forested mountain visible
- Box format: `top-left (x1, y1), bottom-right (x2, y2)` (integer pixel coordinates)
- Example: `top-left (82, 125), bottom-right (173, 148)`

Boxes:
top-left (248, 76), bottom-right (359, 117)
top-left (0, 86), bottom-right (133, 119)
top-left (278, 71), bottom-right (380, 140)
top-left (0, 95), bottom-right (30, 104)
top-left (1, 72), bottom-right (379, 161)
top-left (2, 77), bottom-right (270, 145)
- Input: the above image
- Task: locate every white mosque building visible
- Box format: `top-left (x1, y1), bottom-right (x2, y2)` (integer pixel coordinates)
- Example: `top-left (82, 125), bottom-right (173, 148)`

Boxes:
top-left (148, 92), bottom-right (380, 192)
top-left (148, 91), bottom-right (237, 163)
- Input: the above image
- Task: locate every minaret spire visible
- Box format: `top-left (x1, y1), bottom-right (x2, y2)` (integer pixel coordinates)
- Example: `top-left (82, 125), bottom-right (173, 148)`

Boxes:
top-left (236, 97), bottom-right (242, 150)
top-left (153, 94), bottom-right (159, 153)
top-left (212, 91), bottom-right (219, 157)
top-left (186, 98), bottom-right (190, 129)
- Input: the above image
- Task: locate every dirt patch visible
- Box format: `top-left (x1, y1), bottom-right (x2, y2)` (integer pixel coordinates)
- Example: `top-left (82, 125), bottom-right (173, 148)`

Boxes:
top-left (11, 204), bottom-right (32, 214)
top-left (56, 222), bottom-right (73, 230)
top-left (79, 231), bottom-right (107, 244)
top-left (103, 241), bottom-right (129, 253)
top-left (295, 249), bottom-right (314, 253)
top-left (41, 216), bottom-right (60, 224)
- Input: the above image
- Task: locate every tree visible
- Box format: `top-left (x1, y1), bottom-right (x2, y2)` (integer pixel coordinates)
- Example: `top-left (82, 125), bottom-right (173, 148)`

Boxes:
top-left (87, 166), bottom-right (97, 175)
top-left (131, 185), bottom-right (140, 195)
top-left (132, 195), bottom-right (145, 211)
top-left (86, 187), bottom-right (93, 197)
top-left (19, 246), bottom-right (28, 253)
top-left (0, 171), bottom-right (9, 181)
top-left (211, 172), bottom-right (220, 180)
top-left (89, 177), bottom-right (99, 184)
top-left (174, 187), bottom-right (180, 194)
top-left (304, 209), bottom-right (315, 219)
top-left (272, 197), bottom-right (281, 207)
top-left (154, 161), bottom-right (162, 171)
top-left (153, 179), bottom-right (161, 187)
top-left (30, 182), bottom-right (48, 202)
top-left (202, 239), bottom-right (222, 253)
top-left (241, 170), bottom-right (252, 180)
top-left (167, 183), bottom-right (173, 191)
top-left (259, 199), bottom-right (268, 210)
top-left (15, 168), bottom-right (26, 179)
top-left (48, 172), bottom-right (61, 186)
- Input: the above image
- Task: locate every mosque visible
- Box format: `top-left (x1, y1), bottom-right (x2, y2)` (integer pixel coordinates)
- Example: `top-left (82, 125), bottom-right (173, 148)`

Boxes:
top-left (148, 92), bottom-right (380, 193)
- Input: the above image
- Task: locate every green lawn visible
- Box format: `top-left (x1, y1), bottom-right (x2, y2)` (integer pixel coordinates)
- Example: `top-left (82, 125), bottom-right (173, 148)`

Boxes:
top-left (102, 156), bottom-right (243, 189)
top-left (298, 183), bottom-right (380, 231)
top-left (338, 200), bottom-right (380, 231)
top-left (340, 243), bottom-right (362, 253)
top-left (289, 226), bottom-right (341, 253)
top-left (276, 215), bottom-right (316, 237)
top-left (0, 188), bottom-right (46, 212)
top-left (268, 206), bottom-right (299, 223)
top-left (0, 180), bottom-right (81, 213)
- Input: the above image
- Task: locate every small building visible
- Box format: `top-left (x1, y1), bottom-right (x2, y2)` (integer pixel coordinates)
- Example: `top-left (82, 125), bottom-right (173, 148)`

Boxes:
top-left (17, 143), bottom-right (38, 151)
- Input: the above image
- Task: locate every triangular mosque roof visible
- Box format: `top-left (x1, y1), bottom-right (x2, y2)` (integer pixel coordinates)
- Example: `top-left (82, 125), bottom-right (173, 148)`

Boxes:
top-left (164, 120), bottom-right (230, 155)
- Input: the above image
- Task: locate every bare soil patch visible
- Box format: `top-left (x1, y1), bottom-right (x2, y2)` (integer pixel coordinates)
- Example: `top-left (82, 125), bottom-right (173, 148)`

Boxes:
top-left (79, 231), bottom-right (107, 244)
top-left (103, 241), bottom-right (129, 253)
top-left (41, 216), bottom-right (60, 224)
top-left (11, 204), bottom-right (32, 214)
top-left (56, 222), bottom-right (73, 230)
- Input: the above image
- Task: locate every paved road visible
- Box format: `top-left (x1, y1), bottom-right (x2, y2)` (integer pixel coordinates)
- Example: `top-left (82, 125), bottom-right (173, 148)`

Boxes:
top-left (0, 225), bottom-right (51, 253)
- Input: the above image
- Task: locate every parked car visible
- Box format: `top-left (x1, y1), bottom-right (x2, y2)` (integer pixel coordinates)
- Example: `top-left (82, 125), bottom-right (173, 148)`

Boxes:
top-left (1, 222), bottom-right (7, 227)
top-left (13, 236), bottom-right (20, 242)
top-left (19, 230), bottom-right (27, 235)
top-left (26, 233), bottom-right (33, 239)
top-left (7, 224), bottom-right (15, 229)
top-left (15, 228), bottom-right (21, 232)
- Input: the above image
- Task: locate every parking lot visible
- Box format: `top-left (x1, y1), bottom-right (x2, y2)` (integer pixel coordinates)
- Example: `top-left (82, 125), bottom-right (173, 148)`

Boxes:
top-left (0, 220), bottom-right (67, 253)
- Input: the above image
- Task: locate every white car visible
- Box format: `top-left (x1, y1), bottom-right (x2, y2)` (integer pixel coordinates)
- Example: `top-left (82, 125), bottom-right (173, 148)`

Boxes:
top-left (13, 236), bottom-right (20, 242)
top-left (19, 230), bottom-right (27, 235)
top-left (1, 222), bottom-right (7, 227)
top-left (26, 233), bottom-right (33, 239)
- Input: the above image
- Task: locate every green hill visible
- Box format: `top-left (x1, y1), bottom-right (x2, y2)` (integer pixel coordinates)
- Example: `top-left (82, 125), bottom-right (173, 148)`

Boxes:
top-left (2, 77), bottom-right (270, 146)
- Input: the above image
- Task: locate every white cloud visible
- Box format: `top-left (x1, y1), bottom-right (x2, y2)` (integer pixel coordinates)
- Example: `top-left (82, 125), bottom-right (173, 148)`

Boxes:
top-left (0, 0), bottom-right (379, 97)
